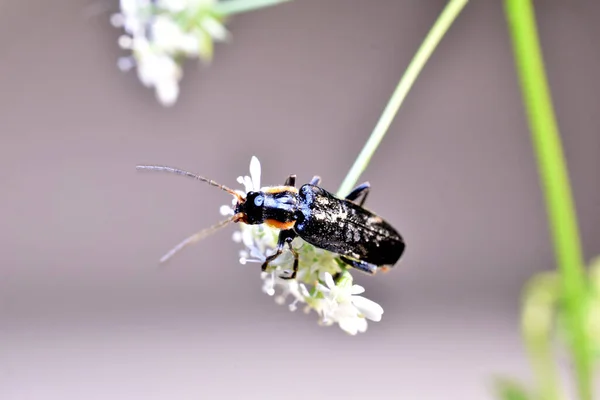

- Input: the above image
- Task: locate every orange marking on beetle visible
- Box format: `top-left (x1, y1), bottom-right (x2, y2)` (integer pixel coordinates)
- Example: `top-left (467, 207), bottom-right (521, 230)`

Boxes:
top-left (263, 186), bottom-right (299, 194)
top-left (264, 219), bottom-right (296, 230)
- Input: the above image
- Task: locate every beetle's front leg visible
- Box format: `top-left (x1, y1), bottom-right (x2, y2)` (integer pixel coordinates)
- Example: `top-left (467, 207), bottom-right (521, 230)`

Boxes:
top-left (261, 228), bottom-right (298, 278)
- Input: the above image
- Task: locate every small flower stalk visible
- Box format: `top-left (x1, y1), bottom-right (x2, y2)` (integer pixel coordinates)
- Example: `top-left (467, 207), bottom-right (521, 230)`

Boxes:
top-left (220, 156), bottom-right (384, 335)
top-left (111, 0), bottom-right (291, 106)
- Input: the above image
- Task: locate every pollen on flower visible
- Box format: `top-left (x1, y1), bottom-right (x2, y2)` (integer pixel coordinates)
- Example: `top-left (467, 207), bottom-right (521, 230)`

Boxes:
top-left (222, 156), bottom-right (385, 335)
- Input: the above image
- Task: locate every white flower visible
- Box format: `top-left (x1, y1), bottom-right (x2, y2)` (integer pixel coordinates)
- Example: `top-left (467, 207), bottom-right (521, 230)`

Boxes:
top-left (157, 0), bottom-right (218, 13)
top-left (315, 272), bottom-right (384, 335)
top-left (157, 0), bottom-right (196, 13)
top-left (112, 0), bottom-right (229, 106)
top-left (113, 0), bottom-right (151, 35)
top-left (132, 37), bottom-right (182, 106)
top-left (222, 156), bottom-right (386, 335)
top-left (151, 16), bottom-right (201, 56)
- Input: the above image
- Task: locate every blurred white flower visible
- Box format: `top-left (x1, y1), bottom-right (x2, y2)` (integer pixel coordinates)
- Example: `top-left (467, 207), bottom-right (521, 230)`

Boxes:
top-left (111, 0), bottom-right (229, 106)
top-left (151, 16), bottom-right (201, 55)
top-left (133, 37), bottom-right (182, 106)
top-left (222, 156), bottom-right (385, 335)
top-left (315, 272), bottom-right (384, 335)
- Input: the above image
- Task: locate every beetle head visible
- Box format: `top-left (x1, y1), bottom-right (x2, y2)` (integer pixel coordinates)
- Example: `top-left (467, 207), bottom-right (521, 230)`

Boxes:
top-left (234, 191), bottom-right (266, 225)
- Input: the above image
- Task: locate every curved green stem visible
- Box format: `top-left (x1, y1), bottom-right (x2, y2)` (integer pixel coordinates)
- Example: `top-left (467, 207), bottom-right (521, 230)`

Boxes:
top-left (337, 0), bottom-right (469, 197)
top-left (504, 1), bottom-right (592, 399)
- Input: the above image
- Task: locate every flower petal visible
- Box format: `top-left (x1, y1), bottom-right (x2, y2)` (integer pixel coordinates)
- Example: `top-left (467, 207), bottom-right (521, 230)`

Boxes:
top-left (350, 284), bottom-right (365, 295)
top-left (324, 272), bottom-right (336, 290)
top-left (299, 283), bottom-right (311, 298)
top-left (249, 156), bottom-right (261, 190)
top-left (155, 80), bottom-right (179, 106)
top-left (157, 0), bottom-right (188, 13)
top-left (201, 15), bottom-right (230, 42)
top-left (351, 295), bottom-right (384, 322)
top-left (338, 317), bottom-right (359, 335)
top-left (242, 176), bottom-right (253, 193)
top-left (248, 246), bottom-right (266, 262)
top-left (355, 317), bottom-right (368, 333)
top-left (316, 283), bottom-right (330, 294)
top-left (335, 302), bottom-right (360, 318)
top-left (241, 228), bottom-right (255, 248)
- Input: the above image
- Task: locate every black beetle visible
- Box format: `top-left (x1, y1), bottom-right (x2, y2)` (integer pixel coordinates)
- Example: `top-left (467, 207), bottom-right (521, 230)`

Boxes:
top-left (136, 165), bottom-right (405, 279)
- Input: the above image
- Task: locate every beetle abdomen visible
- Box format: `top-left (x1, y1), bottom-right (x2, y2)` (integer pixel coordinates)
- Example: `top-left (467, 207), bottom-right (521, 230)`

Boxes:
top-left (295, 184), bottom-right (404, 266)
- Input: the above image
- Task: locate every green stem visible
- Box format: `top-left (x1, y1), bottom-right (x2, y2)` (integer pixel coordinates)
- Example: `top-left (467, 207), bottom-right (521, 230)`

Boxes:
top-left (214, 0), bottom-right (291, 16)
top-left (503, 1), bottom-right (591, 399)
top-left (337, 0), bottom-right (469, 197)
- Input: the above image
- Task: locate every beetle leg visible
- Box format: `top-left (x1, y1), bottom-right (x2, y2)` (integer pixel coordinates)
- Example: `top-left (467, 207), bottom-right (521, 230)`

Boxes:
top-left (345, 182), bottom-right (370, 206)
top-left (284, 174), bottom-right (296, 187)
top-left (261, 229), bottom-right (298, 276)
top-left (261, 247), bottom-right (283, 272)
top-left (309, 175), bottom-right (321, 185)
top-left (339, 256), bottom-right (378, 275)
top-left (279, 241), bottom-right (299, 280)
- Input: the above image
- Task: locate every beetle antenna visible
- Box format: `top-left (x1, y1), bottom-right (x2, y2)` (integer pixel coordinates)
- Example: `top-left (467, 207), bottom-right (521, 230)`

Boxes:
top-left (136, 165), bottom-right (244, 202)
top-left (159, 213), bottom-right (244, 264)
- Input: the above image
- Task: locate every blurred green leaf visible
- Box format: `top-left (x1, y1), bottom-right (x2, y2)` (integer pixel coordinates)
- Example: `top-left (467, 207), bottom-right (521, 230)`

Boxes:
top-left (494, 378), bottom-right (533, 400)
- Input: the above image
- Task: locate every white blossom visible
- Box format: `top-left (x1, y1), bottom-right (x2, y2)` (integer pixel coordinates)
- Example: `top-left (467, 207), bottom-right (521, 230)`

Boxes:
top-left (111, 0), bottom-right (229, 106)
top-left (151, 16), bottom-right (201, 55)
top-left (315, 272), bottom-right (384, 335)
top-left (222, 156), bottom-right (385, 335)
top-left (133, 37), bottom-right (182, 106)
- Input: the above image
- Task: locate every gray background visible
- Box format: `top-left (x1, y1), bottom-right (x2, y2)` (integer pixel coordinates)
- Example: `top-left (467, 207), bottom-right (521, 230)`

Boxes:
top-left (1, 0), bottom-right (599, 399)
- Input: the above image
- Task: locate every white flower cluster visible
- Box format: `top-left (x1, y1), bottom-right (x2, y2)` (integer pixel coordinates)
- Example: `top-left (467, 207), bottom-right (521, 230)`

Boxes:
top-left (111, 0), bottom-right (229, 106)
top-left (220, 156), bottom-right (384, 335)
